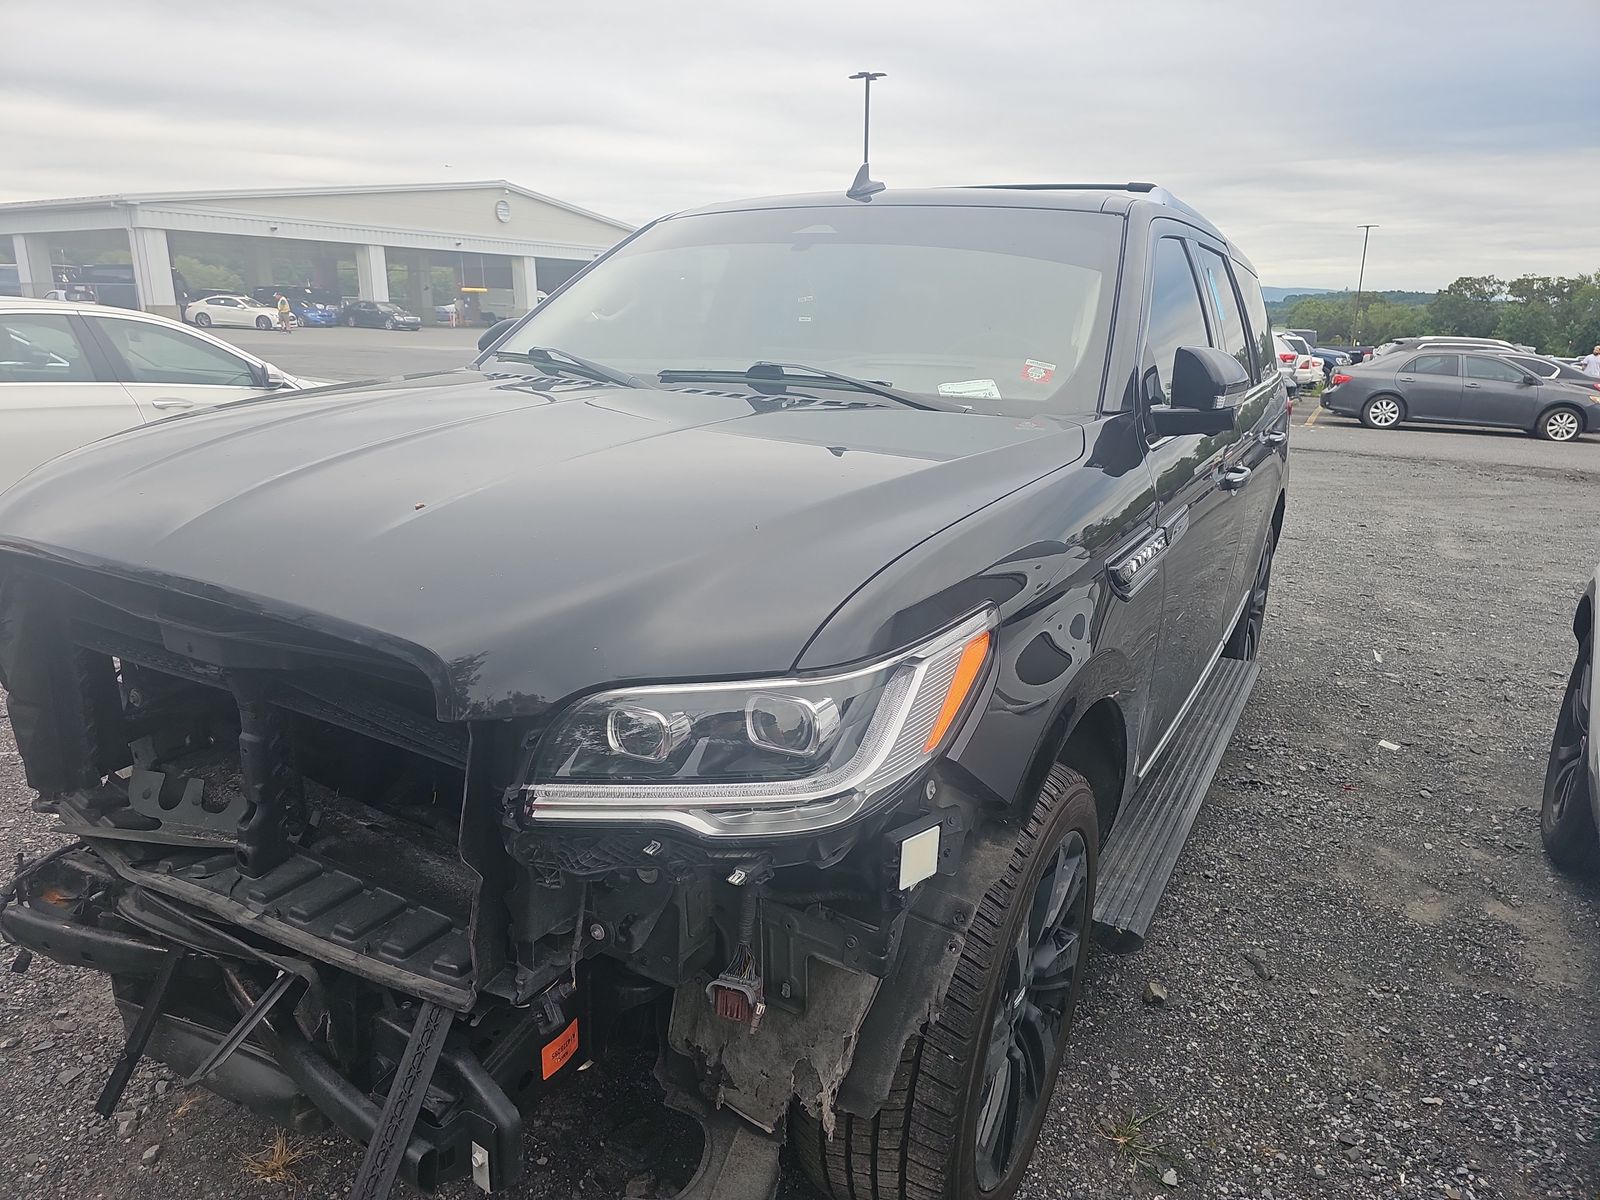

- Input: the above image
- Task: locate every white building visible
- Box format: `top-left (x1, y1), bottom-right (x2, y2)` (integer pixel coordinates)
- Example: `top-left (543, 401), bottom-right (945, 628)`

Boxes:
top-left (0, 181), bottom-right (632, 323)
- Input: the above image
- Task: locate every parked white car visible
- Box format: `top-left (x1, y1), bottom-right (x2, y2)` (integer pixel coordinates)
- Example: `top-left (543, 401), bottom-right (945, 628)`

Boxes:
top-left (186, 292), bottom-right (282, 329)
top-left (0, 297), bottom-right (318, 493)
top-left (1276, 330), bottom-right (1323, 388)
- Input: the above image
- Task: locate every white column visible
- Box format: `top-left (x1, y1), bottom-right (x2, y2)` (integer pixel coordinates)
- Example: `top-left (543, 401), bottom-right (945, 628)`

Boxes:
top-left (511, 256), bottom-right (541, 316)
top-left (128, 226), bottom-right (178, 318)
top-left (11, 234), bottom-right (54, 298)
top-left (355, 244), bottom-right (389, 302)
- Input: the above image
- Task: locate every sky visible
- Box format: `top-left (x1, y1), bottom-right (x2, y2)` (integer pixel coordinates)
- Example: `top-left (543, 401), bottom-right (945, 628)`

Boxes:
top-left (3, 0), bottom-right (1597, 291)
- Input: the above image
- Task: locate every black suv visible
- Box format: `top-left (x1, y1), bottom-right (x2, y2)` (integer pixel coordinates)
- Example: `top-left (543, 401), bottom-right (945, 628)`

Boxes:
top-left (0, 182), bottom-right (1287, 1200)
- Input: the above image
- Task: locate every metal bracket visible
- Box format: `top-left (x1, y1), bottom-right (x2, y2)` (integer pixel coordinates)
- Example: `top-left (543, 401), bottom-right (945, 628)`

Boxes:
top-left (348, 1000), bottom-right (452, 1200)
top-left (95, 946), bottom-right (183, 1117)
top-left (183, 970), bottom-right (301, 1087)
top-left (760, 898), bottom-right (892, 1013)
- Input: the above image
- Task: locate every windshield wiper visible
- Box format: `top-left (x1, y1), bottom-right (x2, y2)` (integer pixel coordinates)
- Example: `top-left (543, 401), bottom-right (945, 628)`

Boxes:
top-left (492, 346), bottom-right (657, 390)
top-left (657, 362), bottom-right (944, 411)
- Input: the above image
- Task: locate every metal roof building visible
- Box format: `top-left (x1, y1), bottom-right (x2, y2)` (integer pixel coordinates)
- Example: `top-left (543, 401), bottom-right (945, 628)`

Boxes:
top-left (0, 181), bottom-right (633, 323)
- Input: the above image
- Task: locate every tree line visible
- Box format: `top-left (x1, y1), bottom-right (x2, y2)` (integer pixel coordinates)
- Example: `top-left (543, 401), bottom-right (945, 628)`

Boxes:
top-left (1275, 272), bottom-right (1600, 356)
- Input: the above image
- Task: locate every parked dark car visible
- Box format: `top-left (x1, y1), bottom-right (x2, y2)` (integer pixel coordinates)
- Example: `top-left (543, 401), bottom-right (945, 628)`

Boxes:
top-left (341, 299), bottom-right (421, 330)
top-left (1312, 346), bottom-right (1350, 382)
top-left (1321, 349), bottom-right (1600, 441)
top-left (252, 286), bottom-right (343, 327)
top-left (0, 182), bottom-right (1287, 1200)
top-left (1542, 567), bottom-right (1597, 870)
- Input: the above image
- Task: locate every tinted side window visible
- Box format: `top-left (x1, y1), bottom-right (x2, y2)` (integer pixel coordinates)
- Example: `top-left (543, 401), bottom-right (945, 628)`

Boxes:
top-left (1145, 237), bottom-right (1211, 404)
top-left (1230, 263), bottom-right (1275, 384)
top-left (1465, 356), bottom-right (1525, 383)
top-left (0, 314), bottom-right (97, 383)
top-left (93, 319), bottom-right (256, 387)
top-left (1505, 355), bottom-right (1556, 378)
top-left (1194, 246), bottom-right (1250, 378)
top-left (1404, 354), bottom-right (1459, 377)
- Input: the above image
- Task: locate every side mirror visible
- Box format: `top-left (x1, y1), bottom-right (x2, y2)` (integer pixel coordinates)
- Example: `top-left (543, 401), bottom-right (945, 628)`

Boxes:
top-left (1149, 346), bottom-right (1249, 436)
top-left (261, 364), bottom-right (292, 389)
top-left (477, 319), bottom-right (517, 353)
top-left (1518, 375), bottom-right (1538, 386)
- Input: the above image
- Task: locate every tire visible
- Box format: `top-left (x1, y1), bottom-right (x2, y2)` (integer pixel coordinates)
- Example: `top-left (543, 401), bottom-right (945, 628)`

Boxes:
top-left (793, 765), bottom-right (1098, 1200)
top-left (193, 312), bottom-right (212, 327)
top-left (345, 314), bottom-right (358, 327)
top-left (1360, 393), bottom-right (1403, 429)
top-left (256, 316), bottom-right (273, 330)
top-left (1541, 637), bottom-right (1596, 872)
top-left (383, 317), bottom-right (395, 330)
top-left (1538, 406), bottom-right (1583, 443)
top-left (1224, 522), bottom-right (1276, 661)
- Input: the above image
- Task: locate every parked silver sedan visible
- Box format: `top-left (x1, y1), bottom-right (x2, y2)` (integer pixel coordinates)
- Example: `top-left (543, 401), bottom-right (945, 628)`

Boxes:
top-left (1319, 348), bottom-right (1600, 441)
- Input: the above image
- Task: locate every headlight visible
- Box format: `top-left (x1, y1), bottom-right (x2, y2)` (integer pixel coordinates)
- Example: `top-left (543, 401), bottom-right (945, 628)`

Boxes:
top-left (519, 609), bottom-right (996, 837)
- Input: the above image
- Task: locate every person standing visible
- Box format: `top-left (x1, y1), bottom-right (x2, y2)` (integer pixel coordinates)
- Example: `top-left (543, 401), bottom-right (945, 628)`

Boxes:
top-left (275, 293), bottom-right (294, 333)
top-left (1578, 344), bottom-right (1600, 378)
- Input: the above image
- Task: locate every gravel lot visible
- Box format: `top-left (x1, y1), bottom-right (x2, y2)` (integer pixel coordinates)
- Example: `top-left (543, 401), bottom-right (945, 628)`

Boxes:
top-left (1, 409), bottom-right (1598, 1198)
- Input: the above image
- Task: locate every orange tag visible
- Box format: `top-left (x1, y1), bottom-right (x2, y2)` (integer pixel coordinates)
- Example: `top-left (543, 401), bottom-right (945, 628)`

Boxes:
top-left (541, 1019), bottom-right (579, 1079)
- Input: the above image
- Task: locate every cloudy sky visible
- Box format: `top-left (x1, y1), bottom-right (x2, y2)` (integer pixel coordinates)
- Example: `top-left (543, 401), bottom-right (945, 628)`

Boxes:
top-left (3, 0), bottom-right (1596, 290)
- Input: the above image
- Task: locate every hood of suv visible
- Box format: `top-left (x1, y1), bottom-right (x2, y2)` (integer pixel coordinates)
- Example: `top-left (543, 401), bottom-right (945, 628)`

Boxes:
top-left (0, 369), bottom-right (1086, 717)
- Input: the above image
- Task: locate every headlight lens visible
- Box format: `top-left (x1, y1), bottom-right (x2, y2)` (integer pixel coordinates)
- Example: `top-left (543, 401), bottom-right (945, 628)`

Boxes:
top-left (520, 609), bottom-right (996, 837)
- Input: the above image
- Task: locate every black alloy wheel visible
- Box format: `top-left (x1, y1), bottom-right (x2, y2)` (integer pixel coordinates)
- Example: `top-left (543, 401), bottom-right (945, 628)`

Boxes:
top-left (383, 317), bottom-right (396, 330)
top-left (1541, 636), bottom-right (1596, 870)
top-left (972, 828), bottom-right (1090, 1190)
top-left (345, 313), bottom-right (358, 327)
top-left (792, 765), bottom-right (1097, 1200)
top-left (193, 312), bottom-right (212, 327)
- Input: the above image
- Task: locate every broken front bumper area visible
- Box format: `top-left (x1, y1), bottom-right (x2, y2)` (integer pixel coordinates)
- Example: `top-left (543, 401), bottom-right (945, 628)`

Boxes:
top-left (0, 849), bottom-right (570, 1194)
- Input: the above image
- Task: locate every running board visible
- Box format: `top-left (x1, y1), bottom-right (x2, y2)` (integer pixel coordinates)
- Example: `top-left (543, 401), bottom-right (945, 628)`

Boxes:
top-left (1093, 657), bottom-right (1258, 951)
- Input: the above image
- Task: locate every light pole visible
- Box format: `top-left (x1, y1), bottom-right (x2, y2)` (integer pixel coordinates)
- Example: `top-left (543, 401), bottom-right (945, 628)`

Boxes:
top-left (1352, 224), bottom-right (1378, 345)
top-left (847, 71), bottom-right (887, 199)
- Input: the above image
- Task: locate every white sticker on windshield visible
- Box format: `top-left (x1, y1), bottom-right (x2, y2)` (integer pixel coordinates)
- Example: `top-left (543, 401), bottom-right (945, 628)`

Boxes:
top-left (938, 379), bottom-right (1003, 400)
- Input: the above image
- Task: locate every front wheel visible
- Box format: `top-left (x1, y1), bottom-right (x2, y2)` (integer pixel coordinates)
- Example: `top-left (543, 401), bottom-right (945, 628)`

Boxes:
top-left (193, 312), bottom-right (212, 327)
top-left (1539, 406), bottom-right (1583, 443)
top-left (793, 765), bottom-right (1097, 1200)
top-left (345, 314), bottom-right (358, 327)
top-left (1360, 394), bottom-right (1403, 429)
top-left (256, 316), bottom-right (273, 330)
top-left (1541, 637), bottom-right (1596, 871)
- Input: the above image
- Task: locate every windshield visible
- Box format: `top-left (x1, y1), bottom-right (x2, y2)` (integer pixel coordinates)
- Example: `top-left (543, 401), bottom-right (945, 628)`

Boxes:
top-left (488, 203), bottom-right (1122, 415)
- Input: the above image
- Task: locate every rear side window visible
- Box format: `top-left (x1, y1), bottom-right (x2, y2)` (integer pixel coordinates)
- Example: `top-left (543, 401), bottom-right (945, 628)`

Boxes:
top-left (1230, 265), bottom-right (1276, 384)
top-left (93, 318), bottom-right (256, 387)
top-left (0, 314), bottom-right (97, 383)
top-left (1505, 355), bottom-right (1556, 378)
top-left (1145, 237), bottom-right (1211, 404)
top-left (1465, 356), bottom-right (1526, 383)
top-left (1193, 246), bottom-right (1252, 380)
top-left (1404, 354), bottom-right (1459, 377)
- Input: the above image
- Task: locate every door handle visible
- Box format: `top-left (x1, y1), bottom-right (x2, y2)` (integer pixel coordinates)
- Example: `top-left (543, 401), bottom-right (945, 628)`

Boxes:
top-left (1464, 382), bottom-right (1481, 389)
top-left (1398, 376), bottom-right (1415, 383)
top-left (1220, 464), bottom-right (1252, 490)
top-left (1262, 429), bottom-right (1287, 446)
top-left (150, 399), bottom-right (195, 410)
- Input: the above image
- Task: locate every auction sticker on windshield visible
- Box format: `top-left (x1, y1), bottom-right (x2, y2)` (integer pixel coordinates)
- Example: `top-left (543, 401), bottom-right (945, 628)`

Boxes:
top-left (938, 379), bottom-right (1003, 400)
top-left (1022, 359), bottom-right (1056, 384)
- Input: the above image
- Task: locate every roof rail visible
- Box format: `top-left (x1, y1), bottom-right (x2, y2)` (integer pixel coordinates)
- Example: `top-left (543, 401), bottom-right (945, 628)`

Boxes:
top-left (965, 181), bottom-right (1220, 238)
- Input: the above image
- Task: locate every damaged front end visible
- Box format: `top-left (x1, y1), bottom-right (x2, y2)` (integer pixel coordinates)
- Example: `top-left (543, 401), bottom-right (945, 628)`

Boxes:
top-left (0, 557), bottom-right (1007, 1197)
